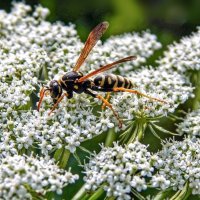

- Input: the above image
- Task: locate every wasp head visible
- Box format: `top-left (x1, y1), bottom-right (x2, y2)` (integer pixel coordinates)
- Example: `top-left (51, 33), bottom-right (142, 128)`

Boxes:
top-left (49, 80), bottom-right (62, 101)
top-left (37, 80), bottom-right (62, 111)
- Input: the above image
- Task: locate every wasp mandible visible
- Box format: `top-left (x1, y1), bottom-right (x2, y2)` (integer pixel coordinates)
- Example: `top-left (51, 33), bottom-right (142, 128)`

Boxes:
top-left (37, 21), bottom-right (166, 128)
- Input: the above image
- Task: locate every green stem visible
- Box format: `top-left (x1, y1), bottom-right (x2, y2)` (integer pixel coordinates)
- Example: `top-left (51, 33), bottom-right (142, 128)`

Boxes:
top-left (170, 182), bottom-right (191, 200)
top-left (72, 184), bottom-right (87, 200)
top-left (127, 118), bottom-right (147, 144)
top-left (190, 70), bottom-right (200, 110)
top-left (127, 122), bottom-right (139, 144)
top-left (131, 188), bottom-right (145, 200)
top-left (153, 188), bottom-right (174, 200)
top-left (137, 120), bottom-right (147, 141)
top-left (120, 122), bottom-right (135, 143)
top-left (105, 128), bottom-right (116, 147)
top-left (73, 151), bottom-right (82, 165)
top-left (81, 194), bottom-right (90, 200)
top-left (54, 147), bottom-right (70, 168)
top-left (60, 149), bottom-right (70, 168)
top-left (88, 188), bottom-right (104, 200)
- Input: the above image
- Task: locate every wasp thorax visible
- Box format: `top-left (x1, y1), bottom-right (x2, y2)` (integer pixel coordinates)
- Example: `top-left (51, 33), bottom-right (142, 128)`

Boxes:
top-left (62, 71), bottom-right (83, 81)
top-left (49, 80), bottom-right (62, 99)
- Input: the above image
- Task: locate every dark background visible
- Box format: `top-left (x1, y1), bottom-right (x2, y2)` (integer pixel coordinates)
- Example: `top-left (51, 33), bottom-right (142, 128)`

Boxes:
top-left (1, 0), bottom-right (200, 45)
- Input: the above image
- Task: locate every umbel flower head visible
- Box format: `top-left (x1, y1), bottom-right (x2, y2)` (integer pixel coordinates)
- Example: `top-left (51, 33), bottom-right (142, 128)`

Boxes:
top-left (152, 138), bottom-right (200, 195)
top-left (177, 108), bottom-right (200, 138)
top-left (0, 154), bottom-right (79, 199)
top-left (0, 108), bottom-right (104, 155)
top-left (157, 27), bottom-right (200, 73)
top-left (0, 2), bottom-right (80, 116)
top-left (83, 141), bottom-right (160, 200)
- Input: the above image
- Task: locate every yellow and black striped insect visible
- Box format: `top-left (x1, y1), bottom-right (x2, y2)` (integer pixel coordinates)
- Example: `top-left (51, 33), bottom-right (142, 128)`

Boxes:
top-left (38, 21), bottom-right (166, 128)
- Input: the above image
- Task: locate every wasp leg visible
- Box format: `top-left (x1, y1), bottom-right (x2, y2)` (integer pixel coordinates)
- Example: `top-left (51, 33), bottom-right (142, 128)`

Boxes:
top-left (85, 89), bottom-right (122, 128)
top-left (37, 87), bottom-right (51, 111)
top-left (37, 87), bottom-right (46, 111)
top-left (102, 92), bottom-right (111, 110)
top-left (48, 93), bottom-right (68, 116)
top-left (112, 87), bottom-right (167, 103)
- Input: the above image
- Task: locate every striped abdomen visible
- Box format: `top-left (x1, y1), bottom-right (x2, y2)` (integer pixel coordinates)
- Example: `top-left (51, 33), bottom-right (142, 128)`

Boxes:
top-left (94, 74), bottom-right (133, 89)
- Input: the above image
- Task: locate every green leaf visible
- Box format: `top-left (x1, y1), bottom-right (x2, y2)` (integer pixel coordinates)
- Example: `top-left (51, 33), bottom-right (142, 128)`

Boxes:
top-left (149, 124), bottom-right (162, 140)
top-left (73, 151), bottom-right (82, 166)
top-left (78, 145), bottom-right (93, 155)
top-left (150, 122), bottom-right (180, 136)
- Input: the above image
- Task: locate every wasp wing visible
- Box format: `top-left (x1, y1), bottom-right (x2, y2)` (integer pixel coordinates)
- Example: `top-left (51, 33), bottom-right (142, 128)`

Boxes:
top-left (73, 21), bottom-right (109, 72)
top-left (78, 56), bottom-right (136, 82)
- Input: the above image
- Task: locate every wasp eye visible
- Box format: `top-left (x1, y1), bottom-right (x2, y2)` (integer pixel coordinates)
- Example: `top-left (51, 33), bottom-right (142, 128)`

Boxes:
top-left (62, 74), bottom-right (68, 81)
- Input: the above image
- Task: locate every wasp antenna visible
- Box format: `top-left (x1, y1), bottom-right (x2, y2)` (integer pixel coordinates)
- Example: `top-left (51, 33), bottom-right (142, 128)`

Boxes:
top-left (125, 55), bottom-right (137, 61)
top-left (37, 87), bottom-right (48, 111)
top-left (102, 21), bottom-right (109, 28)
top-left (39, 87), bottom-right (45, 97)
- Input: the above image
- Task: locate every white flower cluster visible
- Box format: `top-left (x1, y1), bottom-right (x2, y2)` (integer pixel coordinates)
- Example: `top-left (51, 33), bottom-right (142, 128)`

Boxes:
top-left (84, 142), bottom-right (160, 200)
top-left (0, 4), bottom-right (50, 115)
top-left (177, 108), bottom-right (200, 137)
top-left (0, 2), bottom-right (80, 100)
top-left (157, 27), bottom-right (200, 73)
top-left (102, 67), bottom-right (193, 126)
top-left (0, 41), bottom-right (48, 115)
top-left (0, 105), bottom-right (110, 155)
top-left (0, 3), bottom-right (82, 155)
top-left (152, 138), bottom-right (200, 195)
top-left (0, 2), bottom-right (81, 78)
top-left (0, 154), bottom-right (79, 199)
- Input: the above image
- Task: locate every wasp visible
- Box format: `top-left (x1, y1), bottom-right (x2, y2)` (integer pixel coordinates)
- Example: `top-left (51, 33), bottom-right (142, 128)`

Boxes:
top-left (37, 21), bottom-right (166, 128)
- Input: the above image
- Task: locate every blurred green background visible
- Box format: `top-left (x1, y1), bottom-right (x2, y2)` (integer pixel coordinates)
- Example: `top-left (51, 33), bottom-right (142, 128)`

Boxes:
top-left (1, 0), bottom-right (200, 45)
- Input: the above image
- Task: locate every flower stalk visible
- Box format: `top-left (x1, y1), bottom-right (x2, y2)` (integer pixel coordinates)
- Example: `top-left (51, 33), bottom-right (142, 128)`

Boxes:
top-left (88, 188), bottom-right (105, 200)
top-left (54, 148), bottom-right (70, 168)
top-left (71, 185), bottom-right (87, 200)
top-left (105, 128), bottom-right (116, 147)
top-left (127, 118), bottom-right (147, 144)
top-left (170, 182), bottom-right (191, 200)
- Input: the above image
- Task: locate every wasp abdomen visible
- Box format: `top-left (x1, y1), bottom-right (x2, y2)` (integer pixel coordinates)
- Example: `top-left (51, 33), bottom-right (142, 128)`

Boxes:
top-left (94, 75), bottom-right (133, 89)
